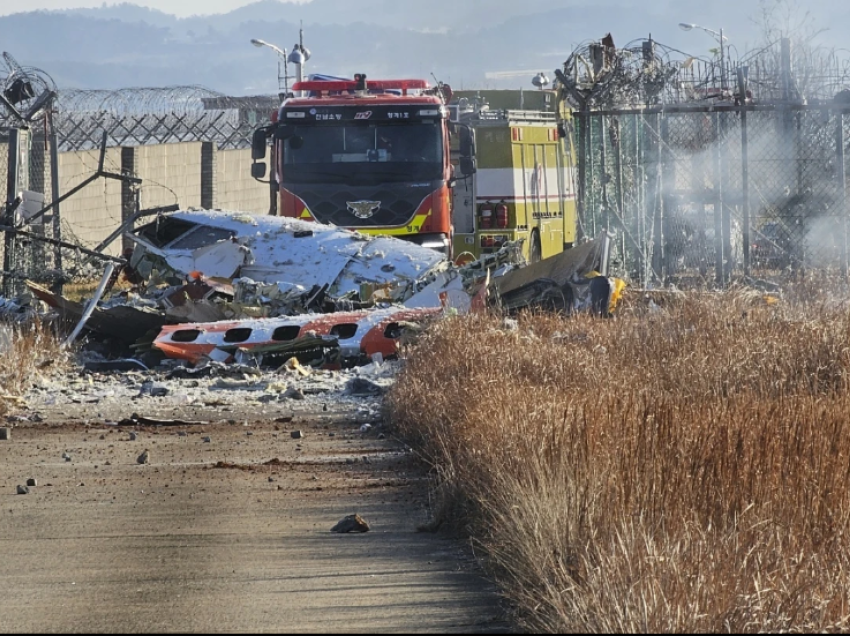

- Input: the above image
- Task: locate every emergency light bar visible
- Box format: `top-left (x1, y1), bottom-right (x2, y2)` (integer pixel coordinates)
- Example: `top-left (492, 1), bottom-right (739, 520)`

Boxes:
top-left (291, 79), bottom-right (430, 94)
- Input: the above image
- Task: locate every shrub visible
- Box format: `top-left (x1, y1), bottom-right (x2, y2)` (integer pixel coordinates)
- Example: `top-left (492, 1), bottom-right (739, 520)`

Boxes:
top-left (0, 320), bottom-right (67, 417)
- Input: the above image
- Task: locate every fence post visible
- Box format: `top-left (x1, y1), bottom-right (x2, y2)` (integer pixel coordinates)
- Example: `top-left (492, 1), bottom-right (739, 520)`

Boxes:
top-left (648, 113), bottom-right (663, 282)
top-left (794, 112), bottom-right (806, 275)
top-left (3, 128), bottom-right (21, 297)
top-left (660, 115), bottom-right (675, 280)
top-left (636, 114), bottom-right (648, 286)
top-left (613, 116), bottom-right (626, 271)
top-left (721, 114), bottom-right (734, 281)
top-left (120, 147), bottom-right (136, 254)
top-left (655, 113), bottom-right (664, 282)
top-left (712, 114), bottom-right (725, 287)
top-left (838, 111), bottom-right (848, 278)
top-left (576, 107), bottom-right (589, 243)
top-left (738, 68), bottom-right (751, 277)
top-left (780, 38), bottom-right (793, 103)
top-left (587, 112), bottom-right (597, 238)
top-left (601, 114), bottom-right (609, 236)
top-left (779, 38), bottom-right (800, 274)
top-left (27, 131), bottom-right (47, 276)
top-left (200, 141), bottom-right (216, 210)
top-left (48, 114), bottom-right (62, 284)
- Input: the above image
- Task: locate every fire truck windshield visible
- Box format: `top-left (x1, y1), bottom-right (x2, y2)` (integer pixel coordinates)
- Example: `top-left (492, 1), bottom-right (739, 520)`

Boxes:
top-left (281, 122), bottom-right (443, 184)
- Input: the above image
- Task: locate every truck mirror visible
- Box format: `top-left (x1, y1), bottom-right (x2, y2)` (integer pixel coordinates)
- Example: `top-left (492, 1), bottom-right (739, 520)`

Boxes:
top-left (460, 156), bottom-right (476, 176)
top-left (251, 162), bottom-right (267, 180)
top-left (459, 126), bottom-right (475, 157)
top-left (251, 128), bottom-right (268, 160)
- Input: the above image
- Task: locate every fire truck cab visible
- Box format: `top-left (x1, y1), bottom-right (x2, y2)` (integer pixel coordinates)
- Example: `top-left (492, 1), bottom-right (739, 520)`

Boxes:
top-left (251, 74), bottom-right (456, 255)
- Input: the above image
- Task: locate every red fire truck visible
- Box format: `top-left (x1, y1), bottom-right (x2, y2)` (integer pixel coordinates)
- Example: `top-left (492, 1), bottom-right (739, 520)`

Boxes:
top-left (251, 74), bottom-right (471, 256)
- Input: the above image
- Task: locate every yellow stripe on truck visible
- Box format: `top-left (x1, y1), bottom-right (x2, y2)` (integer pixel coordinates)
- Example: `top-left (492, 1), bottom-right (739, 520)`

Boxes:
top-left (353, 212), bottom-right (431, 237)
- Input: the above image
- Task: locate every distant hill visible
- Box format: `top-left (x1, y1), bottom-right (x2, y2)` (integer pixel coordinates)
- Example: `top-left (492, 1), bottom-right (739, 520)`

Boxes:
top-left (0, 0), bottom-right (845, 95)
top-left (57, 2), bottom-right (177, 27)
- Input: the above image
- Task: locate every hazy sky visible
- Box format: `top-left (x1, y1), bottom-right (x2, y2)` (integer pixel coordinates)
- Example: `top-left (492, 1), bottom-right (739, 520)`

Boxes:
top-left (0, 0), bottom-right (307, 18)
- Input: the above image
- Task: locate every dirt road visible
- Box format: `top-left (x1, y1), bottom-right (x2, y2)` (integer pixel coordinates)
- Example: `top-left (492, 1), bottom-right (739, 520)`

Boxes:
top-left (0, 366), bottom-right (508, 633)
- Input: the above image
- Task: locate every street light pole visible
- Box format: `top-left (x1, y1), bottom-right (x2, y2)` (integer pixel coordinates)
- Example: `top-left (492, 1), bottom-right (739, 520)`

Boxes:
top-left (250, 38), bottom-right (289, 94)
top-left (678, 23), bottom-right (728, 92)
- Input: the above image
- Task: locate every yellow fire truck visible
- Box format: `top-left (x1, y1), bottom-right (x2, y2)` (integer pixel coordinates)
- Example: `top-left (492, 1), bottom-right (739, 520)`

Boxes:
top-left (449, 88), bottom-right (579, 264)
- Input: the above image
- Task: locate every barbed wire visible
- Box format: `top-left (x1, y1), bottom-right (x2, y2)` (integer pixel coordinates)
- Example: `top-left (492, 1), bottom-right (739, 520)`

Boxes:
top-left (51, 88), bottom-right (280, 151)
top-left (0, 51), bottom-right (58, 125)
top-left (54, 86), bottom-right (277, 117)
top-left (1, 79), bottom-right (281, 151)
top-left (557, 36), bottom-right (850, 110)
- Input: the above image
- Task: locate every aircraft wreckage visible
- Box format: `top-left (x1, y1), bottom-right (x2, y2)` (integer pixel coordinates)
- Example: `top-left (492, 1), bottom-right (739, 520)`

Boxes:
top-left (26, 209), bottom-right (620, 369)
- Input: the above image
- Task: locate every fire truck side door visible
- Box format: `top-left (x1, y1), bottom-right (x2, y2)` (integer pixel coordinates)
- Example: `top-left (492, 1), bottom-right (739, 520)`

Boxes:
top-left (451, 168), bottom-right (476, 234)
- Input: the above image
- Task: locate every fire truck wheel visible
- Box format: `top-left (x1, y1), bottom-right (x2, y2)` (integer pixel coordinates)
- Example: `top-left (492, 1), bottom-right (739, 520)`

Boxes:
top-left (529, 231), bottom-right (542, 264)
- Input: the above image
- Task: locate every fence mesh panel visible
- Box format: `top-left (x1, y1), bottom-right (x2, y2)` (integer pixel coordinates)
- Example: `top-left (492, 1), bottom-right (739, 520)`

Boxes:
top-left (0, 124), bottom-right (66, 298)
top-left (0, 131), bottom-right (7, 282)
top-left (5, 98), bottom-right (850, 296)
top-left (52, 89), bottom-right (279, 151)
top-left (0, 90), bottom-right (281, 296)
top-left (579, 105), bottom-right (850, 286)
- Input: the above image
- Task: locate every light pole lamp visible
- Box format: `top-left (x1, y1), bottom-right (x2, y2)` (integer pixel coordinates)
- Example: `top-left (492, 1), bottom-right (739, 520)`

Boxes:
top-left (251, 38), bottom-right (289, 94)
top-left (287, 25), bottom-right (311, 95)
top-left (532, 72), bottom-right (550, 90)
top-left (679, 22), bottom-right (728, 92)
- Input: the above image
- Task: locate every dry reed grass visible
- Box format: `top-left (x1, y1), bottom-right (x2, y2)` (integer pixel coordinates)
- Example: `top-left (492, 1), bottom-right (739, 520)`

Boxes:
top-left (0, 320), bottom-right (68, 417)
top-left (63, 277), bottom-right (132, 303)
top-left (386, 283), bottom-right (850, 632)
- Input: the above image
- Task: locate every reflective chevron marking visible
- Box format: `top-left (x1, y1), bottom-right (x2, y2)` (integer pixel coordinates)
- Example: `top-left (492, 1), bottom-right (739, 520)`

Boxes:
top-left (353, 211), bottom-right (431, 236)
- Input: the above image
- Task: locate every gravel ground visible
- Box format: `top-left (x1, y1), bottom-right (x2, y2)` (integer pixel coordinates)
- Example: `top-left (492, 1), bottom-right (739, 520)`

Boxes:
top-left (0, 356), bottom-right (510, 633)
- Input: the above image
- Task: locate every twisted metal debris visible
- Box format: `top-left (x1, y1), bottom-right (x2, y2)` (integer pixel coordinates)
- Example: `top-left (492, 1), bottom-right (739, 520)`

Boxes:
top-left (0, 51), bottom-right (58, 124)
top-left (557, 34), bottom-right (850, 110)
top-left (556, 36), bottom-right (731, 110)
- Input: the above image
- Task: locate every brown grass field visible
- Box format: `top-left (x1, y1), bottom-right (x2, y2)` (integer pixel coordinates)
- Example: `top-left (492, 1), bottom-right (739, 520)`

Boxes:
top-left (386, 281), bottom-right (850, 633)
top-left (7, 279), bottom-right (850, 632)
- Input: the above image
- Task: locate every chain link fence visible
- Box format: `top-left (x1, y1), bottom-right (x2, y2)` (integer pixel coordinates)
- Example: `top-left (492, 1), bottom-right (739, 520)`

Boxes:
top-left (577, 104), bottom-right (850, 287)
top-left (0, 88), bottom-right (280, 297)
top-left (53, 88), bottom-right (279, 151)
top-left (0, 125), bottom-right (62, 298)
top-left (6, 80), bottom-right (850, 295)
top-left (28, 127), bottom-right (59, 290)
